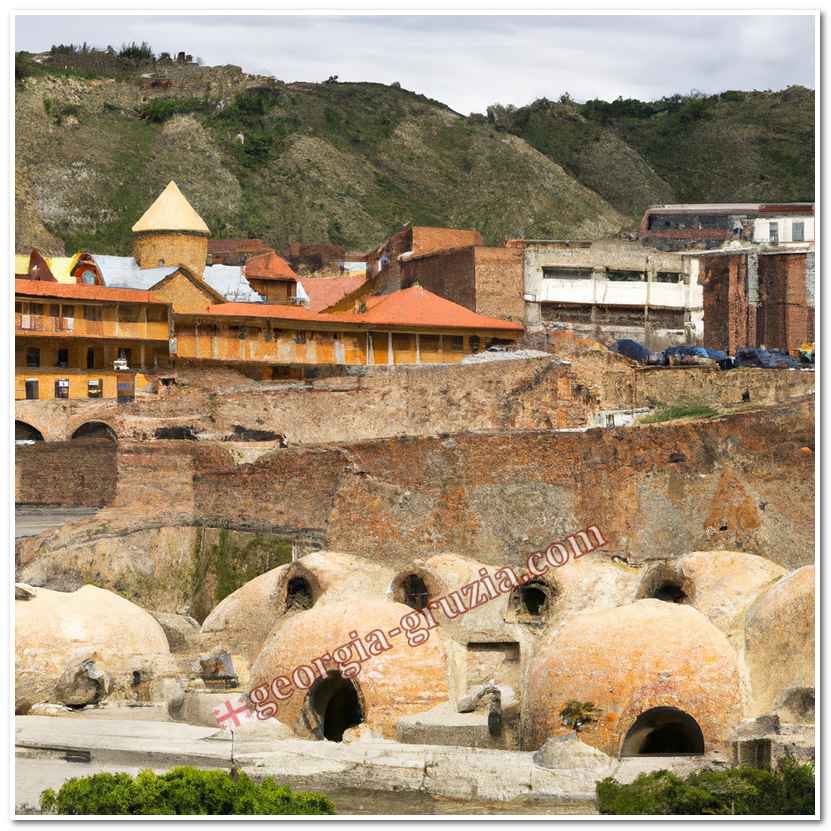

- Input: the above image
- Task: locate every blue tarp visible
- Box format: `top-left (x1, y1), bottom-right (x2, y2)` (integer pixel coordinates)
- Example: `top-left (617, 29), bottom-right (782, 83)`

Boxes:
top-left (613, 339), bottom-right (652, 364)
top-left (734, 348), bottom-right (800, 369)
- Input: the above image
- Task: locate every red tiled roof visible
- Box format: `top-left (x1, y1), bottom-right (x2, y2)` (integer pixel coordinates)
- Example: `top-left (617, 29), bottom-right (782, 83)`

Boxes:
top-left (14, 278), bottom-right (165, 304)
top-left (244, 251), bottom-right (298, 282)
top-left (203, 286), bottom-right (523, 332)
top-left (303, 275), bottom-right (367, 312)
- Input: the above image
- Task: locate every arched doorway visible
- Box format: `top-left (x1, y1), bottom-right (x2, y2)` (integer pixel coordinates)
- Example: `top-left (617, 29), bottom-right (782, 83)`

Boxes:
top-left (621, 707), bottom-right (705, 756)
top-left (71, 421), bottom-right (117, 442)
top-left (307, 670), bottom-right (364, 742)
top-left (15, 421), bottom-right (44, 443)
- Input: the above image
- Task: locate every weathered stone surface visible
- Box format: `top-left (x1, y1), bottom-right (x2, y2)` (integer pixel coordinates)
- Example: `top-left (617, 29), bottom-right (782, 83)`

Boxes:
top-left (533, 734), bottom-right (614, 772)
top-left (637, 550), bottom-right (786, 634)
top-left (250, 599), bottom-right (449, 739)
top-left (54, 652), bottom-right (111, 707)
top-left (526, 600), bottom-right (743, 756)
top-left (15, 585), bottom-right (174, 712)
top-left (744, 565), bottom-right (814, 717)
top-left (150, 611), bottom-right (200, 652)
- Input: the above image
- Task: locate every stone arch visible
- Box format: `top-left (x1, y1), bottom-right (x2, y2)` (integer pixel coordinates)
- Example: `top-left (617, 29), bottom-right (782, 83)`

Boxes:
top-left (637, 563), bottom-right (694, 605)
top-left (70, 421), bottom-right (118, 442)
top-left (620, 707), bottom-right (705, 757)
top-left (15, 421), bottom-right (44, 443)
top-left (389, 567), bottom-right (440, 611)
top-left (303, 670), bottom-right (365, 742)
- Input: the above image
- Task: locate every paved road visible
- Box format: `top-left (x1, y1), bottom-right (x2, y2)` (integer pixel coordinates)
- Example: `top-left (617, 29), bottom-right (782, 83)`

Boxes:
top-left (15, 506), bottom-right (99, 539)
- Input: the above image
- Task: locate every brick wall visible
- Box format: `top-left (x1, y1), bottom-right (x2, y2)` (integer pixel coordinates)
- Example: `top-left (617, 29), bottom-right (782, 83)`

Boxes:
top-left (15, 439), bottom-right (117, 506)
top-left (473, 246), bottom-right (524, 321)
top-left (400, 247), bottom-right (476, 310)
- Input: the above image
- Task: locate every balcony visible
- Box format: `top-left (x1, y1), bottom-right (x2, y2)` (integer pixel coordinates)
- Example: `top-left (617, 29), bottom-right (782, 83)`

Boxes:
top-left (15, 313), bottom-right (167, 341)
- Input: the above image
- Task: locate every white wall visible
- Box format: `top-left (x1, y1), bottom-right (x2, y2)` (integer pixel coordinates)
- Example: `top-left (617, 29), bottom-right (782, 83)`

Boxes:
top-left (752, 216), bottom-right (814, 244)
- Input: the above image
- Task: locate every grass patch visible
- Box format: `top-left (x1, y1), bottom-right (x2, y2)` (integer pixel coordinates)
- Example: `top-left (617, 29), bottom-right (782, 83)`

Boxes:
top-left (639, 403), bottom-right (719, 424)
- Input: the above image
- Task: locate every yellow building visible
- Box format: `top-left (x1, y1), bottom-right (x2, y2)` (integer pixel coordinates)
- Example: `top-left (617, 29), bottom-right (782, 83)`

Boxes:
top-left (15, 280), bottom-right (170, 401)
top-left (15, 181), bottom-right (524, 396)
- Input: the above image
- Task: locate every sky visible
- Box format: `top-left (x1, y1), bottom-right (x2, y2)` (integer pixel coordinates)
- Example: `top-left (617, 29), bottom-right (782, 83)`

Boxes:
top-left (15, 14), bottom-right (815, 115)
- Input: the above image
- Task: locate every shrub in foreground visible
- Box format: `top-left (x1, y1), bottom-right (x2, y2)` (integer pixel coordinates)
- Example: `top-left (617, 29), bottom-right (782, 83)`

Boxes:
top-left (597, 758), bottom-right (814, 815)
top-left (40, 766), bottom-right (336, 815)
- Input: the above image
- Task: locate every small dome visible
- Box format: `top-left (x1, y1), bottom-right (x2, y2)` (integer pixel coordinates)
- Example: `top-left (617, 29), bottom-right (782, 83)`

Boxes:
top-left (16, 585), bottom-right (171, 711)
top-left (745, 565), bottom-right (814, 717)
top-left (132, 181), bottom-right (210, 235)
top-left (249, 599), bottom-right (448, 739)
top-left (526, 599), bottom-right (742, 756)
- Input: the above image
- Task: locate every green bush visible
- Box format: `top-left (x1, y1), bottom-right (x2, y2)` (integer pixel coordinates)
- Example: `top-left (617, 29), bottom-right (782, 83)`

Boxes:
top-left (138, 97), bottom-right (211, 123)
top-left (39, 767), bottom-right (336, 816)
top-left (597, 758), bottom-right (815, 816)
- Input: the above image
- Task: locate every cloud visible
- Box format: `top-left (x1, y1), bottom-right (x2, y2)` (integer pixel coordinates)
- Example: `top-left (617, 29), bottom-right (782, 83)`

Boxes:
top-left (14, 14), bottom-right (814, 113)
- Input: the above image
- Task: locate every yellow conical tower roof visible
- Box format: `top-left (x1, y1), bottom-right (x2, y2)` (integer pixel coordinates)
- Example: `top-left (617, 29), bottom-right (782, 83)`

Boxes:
top-left (132, 181), bottom-right (210, 235)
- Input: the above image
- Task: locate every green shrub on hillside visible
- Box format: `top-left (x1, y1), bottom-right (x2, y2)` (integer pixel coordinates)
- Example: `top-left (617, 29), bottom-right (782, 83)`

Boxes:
top-left (639, 403), bottom-right (718, 424)
top-left (39, 767), bottom-right (336, 816)
top-left (138, 97), bottom-right (212, 123)
top-left (597, 758), bottom-right (814, 815)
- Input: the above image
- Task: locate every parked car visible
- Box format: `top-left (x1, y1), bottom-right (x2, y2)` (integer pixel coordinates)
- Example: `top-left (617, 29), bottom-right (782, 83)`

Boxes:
top-left (662, 345), bottom-right (732, 370)
top-left (613, 339), bottom-right (654, 364)
top-left (734, 347), bottom-right (801, 369)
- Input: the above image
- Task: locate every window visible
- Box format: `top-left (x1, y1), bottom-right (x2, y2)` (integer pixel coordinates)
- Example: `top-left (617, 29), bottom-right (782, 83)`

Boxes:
top-left (80, 269), bottom-right (97, 285)
top-left (87, 348), bottom-right (95, 370)
top-left (769, 222), bottom-right (779, 244)
top-left (118, 348), bottom-right (132, 365)
top-left (294, 331), bottom-right (307, 344)
top-left (469, 335), bottom-right (481, 353)
top-left (84, 305), bottom-right (103, 321)
top-left (146, 305), bottom-right (166, 322)
top-left (24, 380), bottom-right (38, 400)
top-left (420, 334), bottom-right (440, 353)
top-left (793, 221), bottom-right (805, 242)
top-left (54, 379), bottom-right (69, 399)
top-left (26, 348), bottom-right (40, 368)
top-left (542, 267), bottom-right (591, 280)
top-left (87, 379), bottom-right (103, 399)
top-left (607, 270), bottom-right (645, 282)
top-left (118, 305), bottom-right (140, 323)
top-left (49, 304), bottom-right (60, 318)
top-left (448, 335), bottom-right (464, 352)
top-left (56, 348), bottom-right (69, 368)
top-left (656, 272), bottom-right (683, 283)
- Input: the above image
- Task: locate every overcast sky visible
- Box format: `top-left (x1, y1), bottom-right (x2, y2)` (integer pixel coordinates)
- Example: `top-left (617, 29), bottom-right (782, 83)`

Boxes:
top-left (15, 14), bottom-right (815, 114)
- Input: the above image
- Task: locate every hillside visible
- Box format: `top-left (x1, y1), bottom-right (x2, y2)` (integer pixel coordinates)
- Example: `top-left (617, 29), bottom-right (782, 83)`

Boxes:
top-left (14, 51), bottom-right (814, 257)
top-left (495, 88), bottom-right (814, 217)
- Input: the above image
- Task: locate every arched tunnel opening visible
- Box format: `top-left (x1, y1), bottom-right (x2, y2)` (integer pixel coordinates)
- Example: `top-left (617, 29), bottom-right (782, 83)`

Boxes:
top-left (621, 707), bottom-right (705, 756)
top-left (308, 671), bottom-right (363, 742)
top-left (15, 421), bottom-right (44, 443)
top-left (71, 421), bottom-right (117, 442)
top-left (652, 581), bottom-right (688, 604)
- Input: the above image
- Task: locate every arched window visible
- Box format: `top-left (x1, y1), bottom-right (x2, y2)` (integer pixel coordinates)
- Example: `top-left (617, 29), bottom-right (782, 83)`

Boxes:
top-left (286, 576), bottom-right (314, 611)
top-left (400, 574), bottom-right (429, 611)
top-left (509, 578), bottom-right (555, 625)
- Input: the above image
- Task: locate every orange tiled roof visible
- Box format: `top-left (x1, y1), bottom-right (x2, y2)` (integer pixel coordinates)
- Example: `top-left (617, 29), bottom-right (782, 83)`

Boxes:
top-left (14, 278), bottom-right (165, 305)
top-left (203, 286), bottom-right (523, 332)
top-left (303, 275), bottom-right (367, 312)
top-left (244, 251), bottom-right (298, 282)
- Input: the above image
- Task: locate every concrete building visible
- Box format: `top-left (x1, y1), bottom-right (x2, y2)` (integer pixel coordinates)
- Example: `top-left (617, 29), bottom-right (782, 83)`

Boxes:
top-left (639, 203), bottom-right (814, 252)
top-left (518, 239), bottom-right (701, 350)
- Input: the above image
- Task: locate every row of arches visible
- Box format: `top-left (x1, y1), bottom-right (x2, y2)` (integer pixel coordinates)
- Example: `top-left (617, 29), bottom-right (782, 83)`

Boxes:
top-left (15, 420), bottom-right (118, 444)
